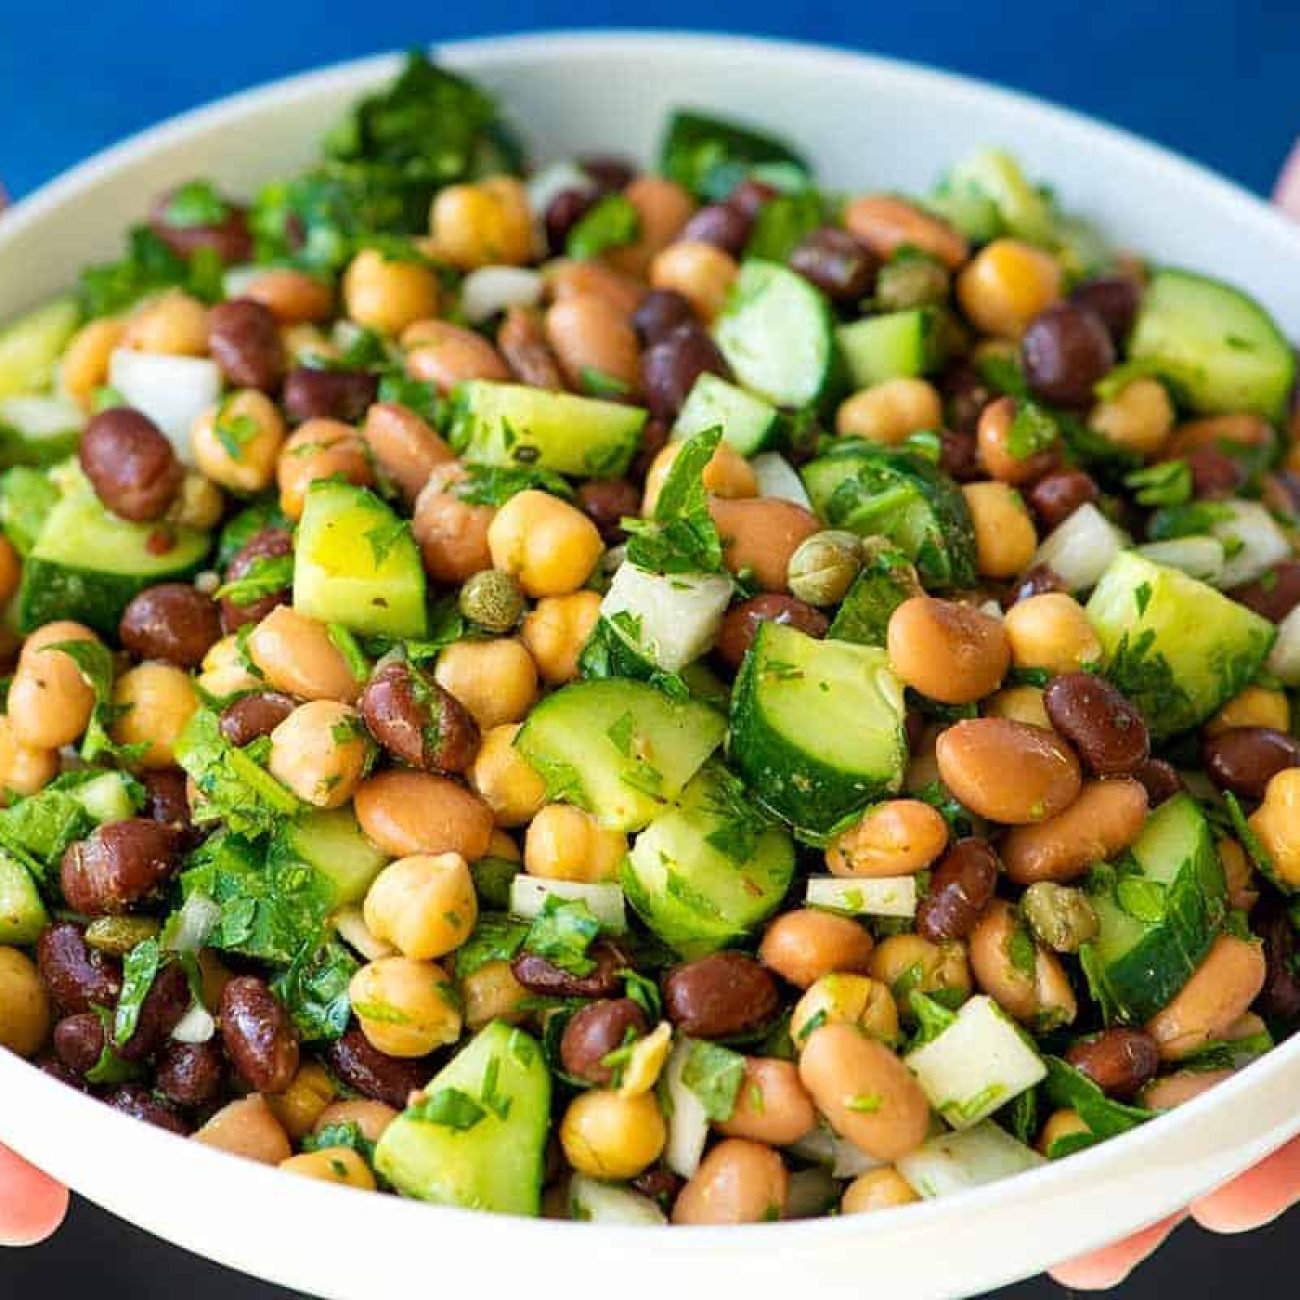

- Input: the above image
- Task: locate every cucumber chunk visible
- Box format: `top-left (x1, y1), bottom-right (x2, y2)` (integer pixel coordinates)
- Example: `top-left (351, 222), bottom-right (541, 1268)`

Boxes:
top-left (269, 807), bottom-right (390, 909)
top-left (714, 261), bottom-right (835, 408)
top-left (374, 1021), bottom-right (550, 1216)
top-left (0, 465), bottom-right (59, 555)
top-left (70, 772), bottom-right (138, 824)
top-left (293, 480), bottom-right (427, 638)
top-left (671, 373), bottom-right (784, 456)
top-left (938, 148), bottom-right (1055, 245)
top-left (1128, 269), bottom-right (1295, 420)
top-left (622, 762), bottom-right (795, 958)
top-left (837, 309), bottom-right (940, 389)
top-left (828, 542), bottom-right (919, 647)
top-left (729, 621), bottom-right (907, 833)
top-left (0, 848), bottom-right (48, 944)
top-left (0, 297), bottom-right (80, 399)
top-left (897, 1122), bottom-right (1045, 1199)
top-left (1086, 551), bottom-right (1275, 738)
top-left (515, 679), bottom-right (726, 831)
top-left (1083, 794), bottom-right (1227, 1025)
top-left (0, 395), bottom-right (86, 468)
top-left (448, 380), bottom-right (645, 478)
top-left (599, 562), bottom-right (733, 674)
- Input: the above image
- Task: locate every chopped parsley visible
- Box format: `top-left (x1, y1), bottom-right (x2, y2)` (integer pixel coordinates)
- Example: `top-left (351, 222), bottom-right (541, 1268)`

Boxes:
top-left (213, 553), bottom-right (293, 606)
top-left (162, 179), bottom-right (231, 229)
top-left (680, 1039), bottom-right (747, 1121)
top-left (408, 1087), bottom-right (487, 1131)
top-left (113, 939), bottom-right (164, 1048)
top-left (454, 463), bottom-right (575, 507)
top-left (522, 895), bottom-right (601, 976)
top-left (624, 427), bottom-right (726, 575)
top-left (566, 194), bottom-right (640, 260)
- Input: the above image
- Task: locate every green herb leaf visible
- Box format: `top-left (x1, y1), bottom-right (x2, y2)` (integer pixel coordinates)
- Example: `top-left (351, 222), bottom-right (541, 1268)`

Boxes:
top-left (1125, 460), bottom-right (1192, 508)
top-left (745, 190), bottom-right (825, 262)
top-left (303, 1121), bottom-right (376, 1163)
top-left (272, 939), bottom-right (358, 1041)
top-left (408, 1087), bottom-right (487, 1131)
top-left (624, 427), bottom-right (726, 575)
top-left (213, 553), bottom-right (294, 606)
top-left (78, 226), bottom-right (224, 317)
top-left (523, 895), bottom-right (600, 976)
top-left (1006, 402), bottom-right (1058, 461)
top-left (377, 373), bottom-right (443, 426)
top-left (163, 180), bottom-right (231, 229)
top-left (1042, 1056), bottom-right (1154, 1157)
top-left (908, 990), bottom-right (959, 1046)
top-left (454, 463), bottom-right (575, 507)
top-left (454, 912), bottom-right (529, 981)
top-left (681, 1039), bottom-right (746, 1121)
top-left (566, 194), bottom-right (641, 260)
top-left (113, 939), bottom-right (163, 1048)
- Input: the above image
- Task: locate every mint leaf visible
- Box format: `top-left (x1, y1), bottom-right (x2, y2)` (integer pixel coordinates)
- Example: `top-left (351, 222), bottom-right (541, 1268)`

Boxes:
top-left (566, 194), bottom-right (640, 259)
top-left (681, 1039), bottom-right (746, 1121)
top-left (114, 939), bottom-right (163, 1048)
top-left (408, 1087), bottom-right (487, 1131)
top-left (522, 895), bottom-right (600, 976)
top-left (624, 427), bottom-right (726, 575)
top-left (272, 939), bottom-right (358, 1041)
top-left (163, 180), bottom-right (231, 229)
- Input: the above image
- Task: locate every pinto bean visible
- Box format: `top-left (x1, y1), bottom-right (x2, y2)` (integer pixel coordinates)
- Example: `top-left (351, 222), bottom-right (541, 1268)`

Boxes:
top-left (1001, 779), bottom-right (1148, 884)
top-left (936, 718), bottom-right (1082, 824)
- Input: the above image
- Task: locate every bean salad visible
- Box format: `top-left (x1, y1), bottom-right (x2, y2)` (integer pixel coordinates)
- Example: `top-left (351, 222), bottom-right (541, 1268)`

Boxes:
top-left (0, 51), bottom-right (1298, 1225)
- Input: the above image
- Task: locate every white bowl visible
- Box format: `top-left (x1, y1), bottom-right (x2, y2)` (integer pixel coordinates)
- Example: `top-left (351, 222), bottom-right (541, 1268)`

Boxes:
top-left (2, 30), bottom-right (1299, 1300)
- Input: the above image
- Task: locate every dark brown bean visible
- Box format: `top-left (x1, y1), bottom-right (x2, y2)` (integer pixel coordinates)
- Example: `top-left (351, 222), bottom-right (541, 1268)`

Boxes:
top-left (940, 362), bottom-right (995, 435)
top-left (1188, 446), bottom-right (1245, 500)
top-left (53, 1012), bottom-right (106, 1076)
top-left (360, 658), bottom-right (480, 774)
top-left (1203, 727), bottom-right (1300, 802)
top-left (218, 691), bottom-right (297, 747)
top-left (119, 582), bottom-right (221, 668)
top-left (1028, 470), bottom-right (1100, 532)
top-left (632, 417), bottom-right (671, 482)
top-left (79, 408), bottom-right (183, 523)
top-left (714, 595), bottom-right (829, 671)
top-left (1068, 276), bottom-right (1141, 344)
top-left (559, 998), bottom-right (650, 1085)
top-left (156, 1039), bottom-right (225, 1110)
top-left (207, 298), bottom-right (286, 392)
top-left (904, 707), bottom-right (928, 753)
top-left (117, 961), bottom-right (190, 1063)
top-left (726, 179), bottom-right (780, 220)
top-left (916, 838), bottom-right (1000, 942)
top-left (1230, 562), bottom-right (1300, 624)
top-left (1021, 303), bottom-right (1115, 408)
top-left (148, 188), bottom-right (252, 265)
top-left (37, 1053), bottom-right (89, 1093)
top-left (326, 1026), bottom-right (436, 1109)
top-left (511, 940), bottom-right (628, 1000)
top-left (1133, 758), bottom-right (1183, 807)
top-left (1255, 896), bottom-right (1300, 1025)
top-left (141, 768), bottom-right (193, 831)
top-left (282, 366), bottom-right (378, 424)
top-left (631, 1166), bottom-right (684, 1210)
top-left (1044, 673), bottom-right (1150, 777)
top-left (1261, 470), bottom-right (1300, 522)
top-left (61, 820), bottom-right (182, 917)
top-left (103, 1083), bottom-right (190, 1136)
top-left (498, 306), bottom-right (565, 390)
top-left (218, 528), bottom-right (294, 632)
top-left (577, 155), bottom-right (637, 194)
top-left (219, 976), bottom-right (300, 1094)
top-left (1065, 1029), bottom-right (1160, 1100)
top-left (662, 952), bottom-right (780, 1040)
top-left (939, 428), bottom-right (982, 482)
top-left (632, 289), bottom-right (697, 346)
top-left (37, 923), bottom-right (123, 1014)
top-left (577, 479), bottom-right (641, 544)
top-left (545, 188), bottom-right (597, 254)
top-left (641, 323), bottom-right (731, 421)
top-left (789, 227), bottom-right (875, 303)
top-left (680, 204), bottom-right (752, 257)
top-left (1009, 564), bottom-right (1067, 605)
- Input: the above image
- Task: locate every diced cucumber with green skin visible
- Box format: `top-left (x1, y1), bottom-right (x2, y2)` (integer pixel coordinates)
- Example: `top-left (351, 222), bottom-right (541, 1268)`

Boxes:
top-left (622, 762), bottom-right (795, 958)
top-left (447, 380), bottom-right (645, 478)
top-left (270, 808), bottom-right (390, 909)
top-left (659, 110), bottom-right (809, 200)
top-left (729, 621), bottom-right (907, 834)
top-left (714, 261), bottom-right (836, 409)
top-left (837, 309), bottom-right (940, 389)
top-left (0, 396), bottom-right (86, 468)
top-left (0, 297), bottom-right (80, 399)
top-left (293, 480), bottom-right (427, 638)
top-left (828, 543), bottom-right (919, 647)
top-left (374, 1021), bottom-right (550, 1216)
top-left (671, 373), bottom-right (785, 456)
top-left (1128, 269), bottom-right (1296, 420)
top-left (599, 563), bottom-right (733, 674)
top-left (515, 679), bottom-right (726, 831)
top-left (1086, 551), bottom-right (1275, 739)
top-left (0, 848), bottom-right (48, 944)
top-left (939, 149), bottom-right (1055, 245)
top-left (1083, 794), bottom-right (1227, 1025)
top-left (70, 772), bottom-right (138, 824)
top-left (1, 466), bottom-right (60, 555)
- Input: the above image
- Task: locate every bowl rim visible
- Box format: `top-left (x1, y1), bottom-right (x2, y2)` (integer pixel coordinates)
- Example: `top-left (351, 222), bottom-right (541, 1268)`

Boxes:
top-left (2, 25), bottom-right (1298, 1261)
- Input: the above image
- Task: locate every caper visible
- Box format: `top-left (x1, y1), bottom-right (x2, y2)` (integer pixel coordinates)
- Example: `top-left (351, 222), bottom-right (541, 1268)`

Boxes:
top-left (875, 253), bottom-right (951, 312)
top-left (787, 530), bottom-right (864, 607)
top-left (1020, 882), bottom-right (1099, 954)
top-left (459, 569), bottom-right (525, 633)
top-left (85, 915), bottom-right (163, 956)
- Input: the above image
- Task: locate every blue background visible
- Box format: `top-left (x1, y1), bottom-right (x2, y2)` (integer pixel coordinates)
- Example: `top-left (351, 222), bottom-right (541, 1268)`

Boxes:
top-left (1, 1), bottom-right (1298, 202)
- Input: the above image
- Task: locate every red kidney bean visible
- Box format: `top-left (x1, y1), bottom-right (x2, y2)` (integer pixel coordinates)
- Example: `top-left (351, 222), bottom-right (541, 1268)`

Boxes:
top-left (663, 952), bottom-right (780, 1039)
top-left (577, 478), bottom-right (641, 543)
top-left (1133, 758), bottom-right (1183, 807)
top-left (103, 1083), bottom-right (191, 1136)
top-left (119, 582), bottom-right (221, 668)
top-left (1021, 303), bottom-right (1115, 408)
top-left (1066, 1029), bottom-right (1160, 1099)
top-left (37, 923), bottom-right (124, 1014)
top-left (680, 203), bottom-right (752, 256)
top-left (577, 155), bottom-right (637, 194)
top-left (37, 1053), bottom-right (89, 1093)
top-left (789, 227), bottom-right (876, 302)
top-left (1203, 727), bottom-right (1300, 801)
top-left (714, 595), bottom-right (829, 671)
top-left (641, 323), bottom-right (731, 421)
top-left (631, 1166), bottom-right (684, 1211)
top-left (1009, 564), bottom-right (1068, 605)
top-left (1028, 470), bottom-right (1100, 531)
top-left (1230, 562), bottom-right (1300, 624)
top-left (632, 289), bottom-right (697, 346)
top-left (148, 188), bottom-right (252, 265)
top-left (559, 998), bottom-right (650, 1085)
top-left (141, 768), bottom-right (193, 831)
top-left (156, 1041), bottom-right (224, 1111)
top-left (53, 1012), bottom-right (106, 1076)
top-left (1188, 446), bottom-right (1245, 500)
top-left (1068, 276), bottom-right (1141, 344)
top-left (207, 298), bottom-right (285, 392)
top-left (79, 408), bottom-right (183, 523)
top-left (1255, 896), bottom-right (1300, 1024)
top-left (360, 658), bottom-right (480, 773)
top-left (1043, 673), bottom-right (1150, 777)
top-left (940, 362), bottom-right (995, 435)
top-left (218, 692), bottom-right (297, 747)
top-left (282, 366), bottom-right (378, 424)
top-left (939, 428), bottom-right (982, 482)
top-left (61, 820), bottom-right (182, 917)
top-left (512, 941), bottom-right (629, 1000)
top-left (117, 961), bottom-right (191, 1063)
top-left (219, 976), bottom-right (300, 1094)
top-left (326, 1027), bottom-right (436, 1109)
top-left (726, 179), bottom-right (780, 220)
top-left (916, 838), bottom-right (1000, 942)
top-left (218, 528), bottom-right (294, 632)
top-left (545, 188), bottom-right (597, 254)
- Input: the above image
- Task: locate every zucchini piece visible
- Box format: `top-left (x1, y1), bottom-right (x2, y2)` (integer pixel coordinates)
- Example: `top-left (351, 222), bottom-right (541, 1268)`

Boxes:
top-left (293, 480), bottom-right (427, 638)
top-left (837, 309), bottom-right (940, 389)
top-left (0, 297), bottom-right (80, 399)
top-left (622, 762), bottom-right (795, 958)
top-left (374, 1022), bottom-right (550, 1216)
top-left (447, 380), bottom-right (645, 478)
top-left (514, 679), bottom-right (726, 831)
top-left (1083, 793), bottom-right (1227, 1025)
top-left (1128, 269), bottom-right (1295, 420)
top-left (1086, 551), bottom-right (1275, 738)
top-left (805, 875), bottom-right (917, 919)
top-left (729, 621), bottom-right (907, 833)
top-left (0, 395), bottom-right (85, 468)
top-left (509, 876), bottom-right (627, 933)
top-left (671, 373), bottom-right (784, 455)
top-left (714, 261), bottom-right (836, 408)
top-left (659, 110), bottom-right (809, 200)
top-left (599, 562), bottom-right (733, 674)
top-left (0, 848), bottom-right (48, 944)
top-left (828, 542), bottom-right (918, 647)
top-left (897, 1121), bottom-right (1045, 1199)
top-left (270, 808), bottom-right (390, 909)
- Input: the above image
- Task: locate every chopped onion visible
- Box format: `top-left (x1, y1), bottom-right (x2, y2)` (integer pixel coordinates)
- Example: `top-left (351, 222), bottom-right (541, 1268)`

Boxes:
top-left (221, 264), bottom-right (263, 300)
top-left (897, 1122), bottom-right (1045, 1199)
top-left (600, 562), bottom-right (733, 673)
top-left (1136, 536), bottom-right (1225, 585)
top-left (568, 1174), bottom-right (666, 1225)
top-left (508, 876), bottom-right (627, 933)
top-left (751, 452), bottom-right (811, 507)
top-left (164, 892), bottom-right (220, 953)
top-left (1032, 504), bottom-right (1127, 591)
top-left (787, 1122), bottom-right (883, 1179)
top-left (171, 1001), bottom-right (216, 1044)
top-left (1267, 605), bottom-right (1300, 686)
top-left (526, 161), bottom-right (595, 218)
top-left (108, 348), bottom-right (220, 463)
top-left (1211, 500), bottom-right (1292, 589)
top-left (333, 904), bottom-right (397, 962)
top-left (662, 1036), bottom-right (710, 1178)
top-left (461, 267), bottom-right (544, 325)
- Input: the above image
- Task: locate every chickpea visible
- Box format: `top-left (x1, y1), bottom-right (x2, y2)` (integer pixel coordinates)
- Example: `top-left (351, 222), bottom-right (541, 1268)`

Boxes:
top-left (826, 800), bottom-right (949, 878)
top-left (198, 634), bottom-right (262, 700)
top-left (835, 379), bottom-right (944, 446)
top-left (0, 535), bottom-right (21, 605)
top-left (266, 1062), bottom-right (337, 1140)
top-left (467, 723), bottom-right (547, 827)
top-left (429, 176), bottom-right (535, 269)
top-left (560, 1088), bottom-right (666, 1180)
top-left (650, 241), bottom-right (739, 322)
top-left (672, 1138), bottom-right (789, 1225)
top-left (790, 974), bottom-right (900, 1048)
top-left (111, 662), bottom-right (200, 768)
top-left (277, 419), bottom-right (373, 521)
top-left (1003, 592), bottom-right (1103, 674)
top-left (869, 934), bottom-right (972, 1011)
top-left (606, 177), bottom-right (696, 278)
top-left (281, 1147), bottom-right (377, 1191)
top-left (841, 1167), bottom-right (920, 1215)
top-left (487, 491), bottom-right (604, 598)
top-left (281, 325), bottom-right (337, 365)
top-left (403, 319), bottom-right (511, 391)
top-left (245, 606), bottom-right (364, 703)
top-left (413, 466), bottom-right (496, 585)
top-left (8, 621), bottom-right (99, 748)
top-left (886, 596), bottom-right (1010, 704)
top-left (363, 852), bottom-right (477, 961)
top-left (524, 805), bottom-right (627, 884)
top-left (349, 956), bottom-right (462, 1057)
top-left (985, 684), bottom-right (1052, 729)
top-left (191, 390), bottom-right (287, 494)
top-left (1088, 377), bottom-right (1175, 457)
top-left (1146, 935), bottom-right (1266, 1061)
top-left (957, 239), bottom-right (1063, 338)
top-left (0, 946), bottom-right (52, 1057)
top-left (122, 291), bottom-right (209, 356)
top-left (1206, 685), bottom-right (1290, 736)
top-left (710, 497), bottom-right (822, 593)
top-left (434, 638), bottom-right (538, 731)
top-left (60, 317), bottom-right (126, 409)
top-left (1248, 769), bottom-right (1300, 889)
top-left (314, 1100), bottom-right (398, 1144)
top-left (976, 396), bottom-right (1056, 485)
top-left (242, 269), bottom-right (334, 324)
top-left (353, 770), bottom-right (495, 861)
top-left (267, 701), bottom-right (371, 808)
top-left (544, 259), bottom-right (647, 317)
top-left (522, 591), bottom-right (602, 685)
top-left (461, 958), bottom-right (530, 1032)
top-left (1140, 1069), bottom-right (1234, 1111)
top-left (342, 247), bottom-right (440, 336)
top-left (969, 901), bottom-right (1077, 1029)
top-left (0, 715), bottom-right (59, 802)
top-left (962, 481), bottom-right (1039, 579)
top-left (1037, 1109), bottom-right (1090, 1156)
top-left (193, 1096), bottom-right (293, 1165)
top-left (643, 438), bottom-right (758, 515)
top-left (543, 294), bottom-right (641, 395)
top-left (759, 909), bottom-right (874, 989)
top-left (843, 194), bottom-right (969, 270)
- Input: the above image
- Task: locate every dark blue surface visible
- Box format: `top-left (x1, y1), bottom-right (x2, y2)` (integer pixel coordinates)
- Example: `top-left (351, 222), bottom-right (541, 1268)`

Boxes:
top-left (2, 2), bottom-right (1298, 202)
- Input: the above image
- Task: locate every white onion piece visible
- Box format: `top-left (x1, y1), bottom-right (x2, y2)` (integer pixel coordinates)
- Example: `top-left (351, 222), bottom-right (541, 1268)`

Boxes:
top-left (663, 1037), bottom-right (710, 1178)
top-left (751, 452), bottom-right (811, 507)
top-left (221, 265), bottom-right (263, 300)
top-left (787, 1123), bottom-right (884, 1179)
top-left (1211, 501), bottom-right (1292, 589)
top-left (0, 394), bottom-right (85, 439)
top-left (1267, 605), bottom-right (1300, 686)
top-left (108, 348), bottom-right (220, 463)
top-left (526, 161), bottom-right (595, 218)
top-left (461, 267), bottom-right (544, 325)
top-left (164, 892), bottom-right (220, 953)
top-left (333, 904), bottom-right (397, 962)
top-left (568, 1175), bottom-right (666, 1225)
top-left (508, 876), bottom-right (627, 933)
top-left (1032, 504), bottom-right (1127, 591)
top-left (171, 1002), bottom-right (216, 1045)
top-left (1136, 537), bottom-right (1226, 585)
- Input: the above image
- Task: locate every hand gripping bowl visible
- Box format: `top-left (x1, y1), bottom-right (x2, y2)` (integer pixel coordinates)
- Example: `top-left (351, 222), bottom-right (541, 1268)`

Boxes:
top-left (2, 30), bottom-right (1300, 1300)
